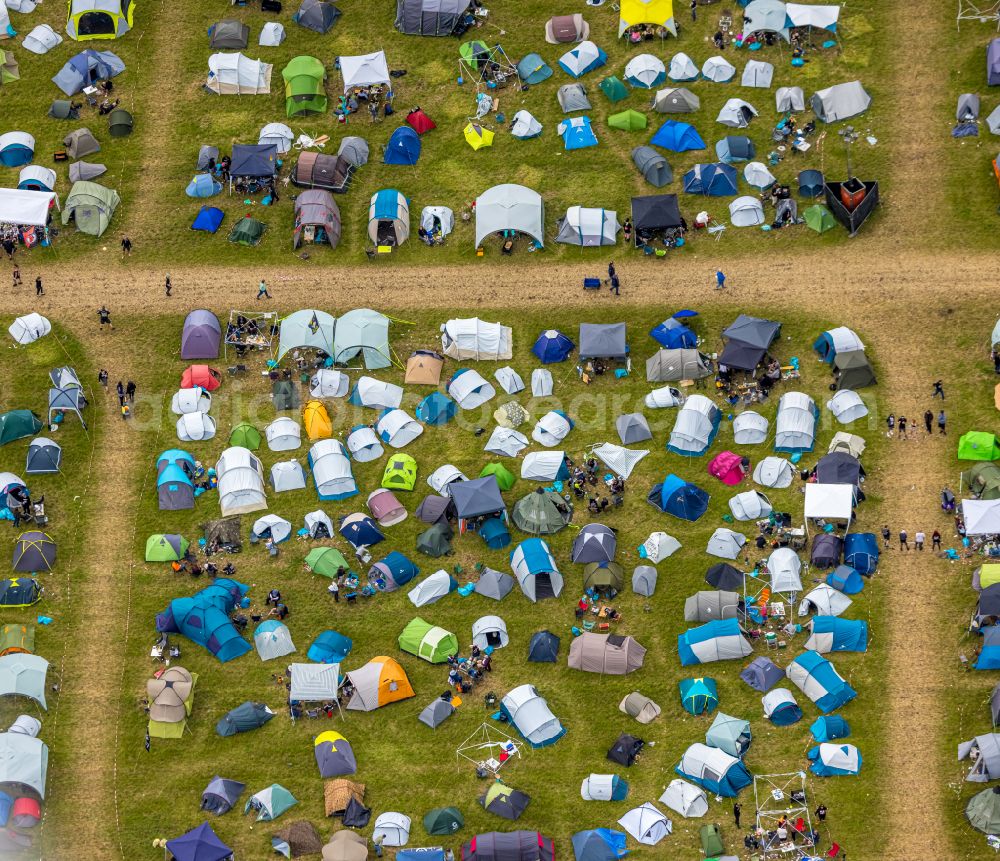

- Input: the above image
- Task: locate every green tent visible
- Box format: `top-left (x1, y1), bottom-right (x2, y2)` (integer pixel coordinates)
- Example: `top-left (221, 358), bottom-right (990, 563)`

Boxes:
top-left (968, 786), bottom-right (1000, 834)
top-left (61, 182), bottom-right (121, 237)
top-left (423, 806), bottom-right (464, 835)
top-left (480, 462), bottom-right (515, 492)
top-left (0, 50), bottom-right (19, 86)
top-left (0, 623), bottom-right (34, 656)
top-left (459, 40), bottom-right (488, 62)
top-left (700, 824), bottom-right (724, 856)
top-left (804, 204), bottom-right (836, 234)
top-left (512, 489), bottom-right (571, 535)
top-left (583, 561), bottom-right (624, 591)
top-left (599, 76), bottom-right (628, 103)
top-left (608, 109), bottom-right (647, 131)
top-left (383, 454), bottom-right (418, 491)
top-left (228, 216), bottom-right (266, 247)
top-left (958, 431), bottom-right (1000, 462)
top-left (398, 617), bottom-right (459, 664)
top-left (230, 421), bottom-right (262, 450)
top-left (282, 56), bottom-right (328, 118)
top-left (145, 534), bottom-right (190, 562)
top-left (0, 411), bottom-right (42, 446)
top-left (305, 547), bottom-right (351, 578)
top-left (964, 462), bottom-right (1000, 499)
top-left (416, 523), bottom-right (453, 557)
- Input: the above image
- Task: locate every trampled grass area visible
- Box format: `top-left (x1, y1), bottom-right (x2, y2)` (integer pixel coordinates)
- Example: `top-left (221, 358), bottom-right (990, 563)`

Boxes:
top-left (86, 305), bottom-right (892, 859)
top-left (2, 0), bottom-right (892, 265)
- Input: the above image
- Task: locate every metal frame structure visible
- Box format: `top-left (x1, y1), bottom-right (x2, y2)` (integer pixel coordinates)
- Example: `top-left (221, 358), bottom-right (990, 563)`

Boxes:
top-left (752, 772), bottom-right (816, 859)
top-left (456, 722), bottom-right (523, 774)
top-left (224, 310), bottom-right (278, 358)
top-left (958, 0), bottom-right (1000, 29)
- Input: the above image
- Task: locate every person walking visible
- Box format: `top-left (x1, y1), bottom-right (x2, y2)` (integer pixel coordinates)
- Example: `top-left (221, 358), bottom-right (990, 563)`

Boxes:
top-left (933, 380), bottom-right (945, 399)
top-left (914, 530), bottom-right (925, 551)
top-left (881, 524), bottom-right (891, 548)
top-left (98, 306), bottom-right (112, 330)
top-left (715, 269), bottom-right (726, 289)
top-left (126, 380), bottom-right (136, 403)
top-left (924, 409), bottom-right (933, 434)
top-left (374, 834), bottom-right (384, 858)
top-left (886, 413), bottom-right (895, 436)
top-left (165, 273), bottom-right (172, 297)
top-left (610, 274), bottom-right (620, 296)
top-left (121, 234), bottom-right (132, 256)
top-left (608, 261), bottom-right (616, 281)
top-left (115, 380), bottom-right (125, 407)
top-left (899, 529), bottom-right (909, 551)
top-left (34, 276), bottom-right (43, 296)
top-left (938, 409), bottom-right (947, 435)
top-left (932, 529), bottom-right (942, 550)
top-left (11, 263), bottom-right (20, 287)
top-left (898, 415), bottom-right (907, 440)
top-left (733, 802), bottom-right (742, 828)
top-left (256, 279), bottom-right (272, 300)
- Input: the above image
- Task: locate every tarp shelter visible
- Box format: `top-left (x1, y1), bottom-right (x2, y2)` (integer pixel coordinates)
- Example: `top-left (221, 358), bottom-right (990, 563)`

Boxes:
top-left (475, 184), bottom-right (544, 248)
top-left (385, 126), bottom-right (422, 165)
top-left (650, 120), bottom-right (705, 152)
top-left (341, 51), bottom-right (390, 92)
top-left (8, 313), bottom-right (51, 345)
top-left (618, 804), bottom-right (670, 845)
top-left (659, 780), bottom-right (707, 818)
top-left (156, 578), bottom-right (252, 663)
top-left (787, 651), bottom-right (857, 712)
top-left (53, 49), bottom-right (125, 96)
top-left (461, 832), bottom-right (555, 861)
top-left (676, 742), bottom-right (752, 797)
top-left (0, 655), bottom-right (48, 709)
top-left (702, 55), bottom-right (736, 82)
top-left (309, 440), bottom-right (357, 500)
top-left (294, 0), bottom-right (341, 33)
top-left (205, 52), bottom-right (272, 95)
top-left (26, 438), bottom-right (61, 474)
top-left (500, 684), bottom-right (565, 747)
top-left (292, 152), bottom-right (352, 192)
top-left (62, 181), bottom-right (119, 236)
top-left (396, 0), bottom-right (470, 35)
top-left (667, 394), bottom-right (720, 455)
top-left (516, 54), bottom-right (552, 86)
top-left (369, 189), bottom-right (410, 247)
top-left (678, 618), bottom-right (752, 665)
top-left (744, 0), bottom-right (790, 38)
top-left (569, 633), bottom-right (645, 674)
top-left (777, 85), bottom-right (805, 111)
top-left (648, 474), bottom-right (710, 520)
top-left (632, 147), bottom-right (672, 187)
top-left (283, 56), bottom-right (328, 117)
top-left (181, 310), bottom-right (222, 359)
top-left (556, 207), bottom-right (619, 245)
top-left (558, 40), bottom-right (607, 78)
top-left (511, 110), bottom-right (543, 139)
top-left (618, 0), bottom-right (676, 37)
top-left (625, 54), bottom-right (666, 89)
top-left (23, 25), bottom-right (63, 56)
top-left (209, 19), bottom-right (249, 48)
top-left (579, 322), bottom-right (627, 359)
top-left (809, 743), bottom-right (861, 776)
top-left (763, 688), bottom-right (802, 725)
top-left (254, 620), bottom-right (296, 661)
top-left (201, 776), bottom-right (246, 815)
top-left (785, 2), bottom-right (840, 30)
top-left (547, 13), bottom-right (589, 43)
top-left (166, 823), bottom-right (232, 861)
top-left (811, 81), bottom-right (871, 122)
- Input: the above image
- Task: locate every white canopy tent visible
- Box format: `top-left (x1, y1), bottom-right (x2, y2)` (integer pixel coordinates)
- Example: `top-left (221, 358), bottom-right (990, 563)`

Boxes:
top-left (340, 51), bottom-right (390, 92)
top-left (803, 483), bottom-right (854, 532)
top-left (475, 184), bottom-right (545, 248)
top-left (962, 499), bottom-right (1000, 536)
top-left (0, 190), bottom-right (55, 228)
top-left (785, 2), bottom-right (841, 30)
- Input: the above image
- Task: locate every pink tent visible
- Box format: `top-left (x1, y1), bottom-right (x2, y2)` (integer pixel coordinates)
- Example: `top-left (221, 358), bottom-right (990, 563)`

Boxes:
top-left (708, 451), bottom-right (747, 485)
top-left (367, 488), bottom-right (408, 527)
top-left (180, 364), bottom-right (222, 392)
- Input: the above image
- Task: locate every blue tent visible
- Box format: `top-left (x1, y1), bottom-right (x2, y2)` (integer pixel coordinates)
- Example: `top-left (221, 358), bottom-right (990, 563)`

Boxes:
top-left (399, 851), bottom-right (445, 861)
top-left (763, 689), bottom-right (802, 726)
top-left (384, 126), bottom-right (422, 165)
top-left (156, 578), bottom-right (252, 663)
top-left (808, 744), bottom-right (861, 777)
top-left (647, 474), bottom-right (710, 520)
top-left (572, 829), bottom-right (628, 861)
top-left (517, 53), bottom-right (553, 85)
top-left (480, 516), bottom-right (511, 550)
top-left (676, 744), bottom-right (752, 797)
top-left (191, 206), bottom-right (225, 233)
top-left (788, 651), bottom-right (857, 711)
top-left (826, 564), bottom-right (865, 595)
top-left (52, 50), bottom-right (125, 97)
top-left (532, 330), bottom-right (575, 364)
top-left (810, 714), bottom-right (850, 743)
top-left (0, 137), bottom-right (34, 168)
top-left (416, 391), bottom-right (457, 425)
top-left (976, 626), bottom-right (1000, 669)
top-left (559, 116), bottom-right (598, 150)
top-left (339, 514), bottom-right (384, 547)
top-left (807, 616), bottom-right (868, 652)
top-left (679, 677), bottom-right (718, 714)
top-left (186, 173), bottom-right (223, 198)
top-left (715, 135), bottom-right (756, 163)
top-left (649, 318), bottom-right (696, 349)
top-left (683, 163), bottom-right (738, 196)
top-left (372, 550), bottom-right (419, 590)
top-left (650, 120), bottom-right (706, 153)
top-left (166, 822), bottom-right (233, 861)
top-left (558, 43), bottom-right (607, 77)
top-left (307, 630), bottom-right (353, 663)
top-left (678, 618), bottom-right (750, 666)
top-left (843, 533), bottom-right (879, 575)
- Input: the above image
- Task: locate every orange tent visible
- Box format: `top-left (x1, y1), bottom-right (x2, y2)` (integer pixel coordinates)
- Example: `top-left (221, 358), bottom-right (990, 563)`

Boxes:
top-left (180, 364), bottom-right (222, 391)
top-left (303, 400), bottom-right (333, 440)
top-left (345, 656), bottom-right (414, 711)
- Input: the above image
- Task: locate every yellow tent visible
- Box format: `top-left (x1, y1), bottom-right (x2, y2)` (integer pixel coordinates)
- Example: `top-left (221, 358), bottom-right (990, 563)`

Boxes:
top-left (981, 564), bottom-right (1000, 591)
top-left (303, 400), bottom-right (333, 440)
top-left (464, 123), bottom-right (494, 151)
top-left (618, 0), bottom-right (676, 36)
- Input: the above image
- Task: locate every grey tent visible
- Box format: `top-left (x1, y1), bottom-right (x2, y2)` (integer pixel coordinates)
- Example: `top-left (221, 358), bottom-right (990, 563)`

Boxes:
top-left (396, 0), bottom-right (470, 35)
top-left (967, 786), bottom-right (1000, 834)
top-left (992, 681), bottom-right (1000, 726)
top-left (987, 105), bottom-right (1000, 135)
top-left (684, 590), bottom-right (739, 622)
top-left (740, 656), bottom-right (784, 691)
top-left (69, 161), bottom-right (106, 183)
top-left (451, 476), bottom-right (506, 524)
top-left (632, 565), bottom-right (657, 596)
top-left (815, 452), bottom-right (862, 487)
top-left (631, 193), bottom-right (683, 235)
top-left (49, 100), bottom-right (80, 120)
top-left (26, 438), bottom-right (61, 474)
top-left (960, 93), bottom-right (982, 120)
top-left (292, 153), bottom-right (352, 193)
top-left (201, 776), bottom-right (246, 815)
top-left (616, 413), bottom-right (651, 444)
top-left (463, 832), bottom-right (554, 861)
top-left (579, 323), bottom-right (626, 359)
top-left (798, 169), bottom-right (824, 198)
top-left (197, 145), bottom-right (220, 171)
top-left (775, 198), bottom-right (797, 225)
top-left (416, 523), bottom-right (453, 557)
top-left (475, 567), bottom-right (514, 600)
top-left (715, 135), bottom-right (755, 163)
top-left (64, 128), bottom-right (100, 160)
top-left (294, 0), bottom-right (341, 33)
top-left (338, 136), bottom-right (370, 167)
top-left (216, 701), bottom-right (276, 736)
top-left (811, 81), bottom-right (871, 123)
top-left (273, 821), bottom-right (324, 858)
top-left (209, 19), bottom-right (249, 48)
top-left (259, 22), bottom-right (286, 46)
top-left (512, 489), bottom-right (572, 534)
top-left (653, 87), bottom-right (699, 113)
top-left (646, 348), bottom-right (712, 382)
top-left (572, 524), bottom-right (617, 563)
top-left (419, 696), bottom-right (455, 728)
top-left (48, 367), bottom-right (87, 428)
top-left (631, 146), bottom-right (672, 187)
top-left (293, 190), bottom-right (342, 249)
top-left (811, 533), bottom-right (843, 568)
top-left (558, 84), bottom-right (591, 113)
top-left (416, 494), bottom-right (454, 526)
top-left (960, 733), bottom-right (1000, 782)
top-left (569, 632), bottom-right (645, 674)
top-left (723, 314), bottom-right (780, 349)
top-left (527, 630), bottom-right (560, 662)
top-left (741, 60), bottom-right (773, 88)
top-left (834, 350), bottom-right (876, 390)
top-left (775, 85), bottom-right (804, 112)
top-left (52, 49), bottom-right (125, 97)
top-left (990, 38), bottom-right (1000, 86)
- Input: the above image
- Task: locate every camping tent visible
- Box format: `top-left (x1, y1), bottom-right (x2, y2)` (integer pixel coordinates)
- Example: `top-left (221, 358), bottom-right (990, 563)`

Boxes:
top-left (683, 162), bottom-right (738, 196)
top-left (201, 776), bottom-right (246, 815)
top-left (651, 120), bottom-right (705, 152)
top-left (786, 651), bottom-right (857, 712)
top-left (23, 25), bottom-right (62, 55)
top-left (568, 633), bottom-right (645, 674)
top-left (654, 87), bottom-right (699, 112)
top-left (809, 743), bottom-right (861, 777)
top-left (309, 440), bottom-right (357, 500)
top-left (702, 56), bottom-right (736, 82)
top-left (624, 54), bottom-right (666, 89)
top-left (283, 56), bottom-right (328, 118)
top-left (732, 411), bottom-right (768, 445)
top-left (676, 742), bottom-right (751, 797)
top-left (385, 126), bottom-right (422, 165)
top-left (166, 823), bottom-right (232, 861)
top-left (292, 152), bottom-right (352, 192)
top-left (631, 147), bottom-right (673, 187)
top-left (500, 684), bottom-right (565, 747)
top-left (547, 13), bottom-right (589, 43)
top-left (66, 0), bottom-right (134, 40)
top-left (181, 310), bottom-right (222, 360)
top-left (62, 182), bottom-right (120, 236)
top-left (558, 40), bottom-right (607, 78)
top-left (16, 166), bottom-right (56, 194)
top-left (209, 19), bottom-right (249, 48)
top-left (716, 136), bottom-right (756, 164)
top-left (472, 615), bottom-right (509, 650)
top-left (475, 184), bottom-right (544, 248)
top-left (294, 0), bottom-right (341, 33)
top-left (646, 348), bottom-right (711, 381)
top-left (775, 392), bottom-right (818, 453)
top-left (718, 98), bottom-right (758, 127)
top-left (345, 657), bottom-right (414, 711)
top-left (245, 784), bottom-right (298, 822)
top-left (441, 318), bottom-right (512, 361)
top-left (811, 81), bottom-right (871, 122)
top-left (157, 578), bottom-right (252, 663)
top-left (659, 780), bottom-right (707, 818)
top-left (26, 438), bottom-right (61, 474)
top-left (510, 538), bottom-right (563, 600)
top-left (369, 189), bottom-right (410, 247)
top-left (678, 618), bottom-right (752, 665)
top-left (206, 52), bottom-right (272, 95)
top-left (618, 804), bottom-right (670, 845)
top-left (763, 688), bottom-right (802, 725)
top-left (668, 52), bottom-right (698, 81)
top-left (706, 712), bottom-right (752, 757)
top-left (53, 49), bottom-right (125, 95)
top-left (648, 474), bottom-right (710, 520)
top-left (668, 395), bottom-right (721, 456)
top-left (216, 447), bottom-right (266, 515)
top-left (511, 110), bottom-right (543, 139)
top-left (314, 731), bottom-right (358, 777)
top-left (395, 0), bottom-right (469, 35)
top-left (8, 314), bottom-right (51, 345)
top-left (556, 207), bottom-right (619, 245)
top-left (254, 620), bottom-right (296, 661)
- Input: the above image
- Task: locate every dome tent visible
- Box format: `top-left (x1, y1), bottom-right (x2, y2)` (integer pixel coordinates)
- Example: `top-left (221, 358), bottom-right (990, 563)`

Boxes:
top-left (617, 803), bottom-right (670, 845)
top-left (66, 0), bottom-right (134, 40)
top-left (580, 774), bottom-right (629, 801)
top-left (500, 684), bottom-right (565, 747)
top-left (293, 0), bottom-right (341, 33)
top-left (659, 779), bottom-right (707, 818)
top-left (201, 776), bottom-right (246, 815)
top-left (472, 614), bottom-right (509, 650)
top-left (763, 688), bottom-right (802, 725)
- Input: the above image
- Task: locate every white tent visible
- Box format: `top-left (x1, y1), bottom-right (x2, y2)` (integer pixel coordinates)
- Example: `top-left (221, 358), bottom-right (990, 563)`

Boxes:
top-left (717, 98), bottom-right (758, 127)
top-left (278, 310), bottom-right (335, 360)
top-left (775, 392), bottom-right (817, 452)
top-left (475, 184), bottom-right (545, 248)
top-left (485, 427), bottom-right (529, 458)
top-left (753, 456), bottom-right (793, 488)
top-left (259, 21), bottom-right (286, 45)
top-left (645, 386), bottom-right (683, 409)
top-left (558, 40), bottom-right (603, 77)
top-left (258, 122), bottom-right (294, 153)
top-left (309, 439), bottom-right (357, 500)
top-left (171, 387), bottom-right (212, 415)
top-left (762, 688), bottom-right (799, 721)
top-left (532, 411), bottom-right (572, 447)
top-left (581, 774), bottom-right (624, 801)
top-left (707, 528), bottom-right (746, 559)
top-left (820, 326), bottom-right (864, 355)
top-left (963, 499), bottom-right (1000, 535)
top-left (659, 780), bottom-right (708, 818)
top-left (340, 51), bottom-right (390, 92)
top-left (0, 189), bottom-right (56, 228)
top-left (289, 662), bottom-right (340, 701)
top-left (510, 110), bottom-right (543, 140)
top-left (625, 54), bottom-right (666, 88)
top-left (618, 803), bottom-right (671, 845)
top-left (803, 483), bottom-right (854, 524)
top-left (8, 313), bottom-right (51, 345)
top-left (377, 409), bottom-right (423, 448)
top-left (472, 615), bottom-right (509, 650)
top-left (23, 24), bottom-right (62, 55)
top-left (441, 318), bottom-right (512, 361)
top-left (729, 196), bottom-right (765, 227)
top-left (265, 417), bottom-right (301, 451)
top-left (420, 205), bottom-right (454, 237)
top-left (252, 514), bottom-right (292, 544)
top-left (826, 390), bottom-right (868, 424)
top-left (409, 570), bottom-right (455, 607)
top-left (785, 2), bottom-right (840, 30)
top-left (729, 490), bottom-right (771, 521)
top-left (702, 55), bottom-right (736, 82)
top-left (346, 426), bottom-right (383, 463)
top-left (500, 684), bottom-right (563, 746)
top-left (768, 547), bottom-right (803, 592)
top-left (206, 52), bottom-right (272, 95)
top-left (372, 812), bottom-right (411, 847)
top-left (776, 85), bottom-right (805, 111)
top-left (310, 369), bottom-right (349, 398)
top-left (521, 451), bottom-right (567, 481)
top-left (216, 447), bottom-right (267, 515)
top-left (744, 161), bottom-right (776, 189)
top-left (799, 583), bottom-right (852, 617)
top-left (733, 411), bottom-right (768, 444)
top-left (176, 412), bottom-right (217, 442)
top-left (428, 464), bottom-right (468, 496)
top-left (303, 510), bottom-right (334, 539)
top-left (813, 743), bottom-right (860, 774)
top-left (741, 59), bottom-right (774, 88)
top-left (531, 369), bottom-right (553, 397)
top-left (811, 80), bottom-right (870, 123)
top-left (0, 733), bottom-right (47, 799)
top-left (494, 367), bottom-right (523, 395)
top-left (668, 52), bottom-right (698, 81)
top-left (18, 165), bottom-right (57, 193)
top-left (449, 370), bottom-right (495, 409)
top-left (591, 442), bottom-right (649, 479)
top-left (254, 624), bottom-right (296, 664)
top-left (640, 531), bottom-right (681, 563)
top-left (351, 376), bottom-right (403, 410)
top-left (555, 206), bottom-right (619, 246)
top-left (271, 460), bottom-right (306, 492)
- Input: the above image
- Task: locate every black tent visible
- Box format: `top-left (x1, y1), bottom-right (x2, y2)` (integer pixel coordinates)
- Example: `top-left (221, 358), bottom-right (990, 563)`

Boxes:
top-left (718, 340), bottom-right (766, 371)
top-left (527, 631), bottom-right (560, 662)
top-left (416, 522), bottom-right (453, 557)
top-left (815, 452), bottom-right (863, 487)
top-left (823, 179), bottom-right (879, 236)
top-left (631, 194), bottom-right (681, 236)
top-left (480, 783), bottom-right (531, 820)
top-left (461, 831), bottom-right (555, 861)
top-left (215, 701), bottom-right (276, 736)
top-left (342, 796), bottom-right (372, 827)
top-left (705, 563), bottom-right (744, 590)
top-left (607, 733), bottom-right (644, 766)
top-left (396, 0), bottom-right (470, 35)
top-left (810, 534), bottom-right (844, 568)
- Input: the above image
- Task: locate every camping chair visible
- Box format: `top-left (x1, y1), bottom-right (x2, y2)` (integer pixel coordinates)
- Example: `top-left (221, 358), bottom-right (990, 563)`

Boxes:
top-left (826, 844), bottom-right (840, 859)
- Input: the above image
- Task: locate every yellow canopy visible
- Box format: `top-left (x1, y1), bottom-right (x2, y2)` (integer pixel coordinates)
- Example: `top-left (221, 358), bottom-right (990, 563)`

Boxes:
top-left (618, 0), bottom-right (676, 36)
top-left (464, 123), bottom-right (494, 150)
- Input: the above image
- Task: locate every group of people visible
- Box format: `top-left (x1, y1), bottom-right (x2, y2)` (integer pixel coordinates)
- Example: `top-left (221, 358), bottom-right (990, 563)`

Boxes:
top-left (332, 74), bottom-right (393, 124)
top-left (717, 355), bottom-right (782, 404)
top-left (446, 645), bottom-right (493, 692)
top-left (884, 526), bottom-right (942, 552)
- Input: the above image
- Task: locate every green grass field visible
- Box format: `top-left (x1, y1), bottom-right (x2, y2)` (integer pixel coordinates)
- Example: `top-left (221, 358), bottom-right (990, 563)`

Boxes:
top-left (0, 306), bottom-right (885, 858)
top-left (1, 0), bottom-right (893, 265)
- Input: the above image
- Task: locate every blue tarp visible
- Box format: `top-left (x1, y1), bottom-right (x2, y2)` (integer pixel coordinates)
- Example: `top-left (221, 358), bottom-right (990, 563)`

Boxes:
top-left (650, 120), bottom-right (706, 153)
top-left (384, 126), bottom-right (422, 165)
top-left (532, 330), bottom-right (575, 364)
top-left (683, 163), bottom-right (738, 196)
top-left (191, 206), bottom-right (225, 233)
top-left (648, 474), bottom-right (710, 520)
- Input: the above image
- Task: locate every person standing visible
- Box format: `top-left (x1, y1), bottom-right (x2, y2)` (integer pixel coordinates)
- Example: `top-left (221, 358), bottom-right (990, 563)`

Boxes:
top-left (899, 529), bottom-right (909, 551)
top-left (11, 263), bottom-right (20, 288)
top-left (374, 834), bottom-right (384, 858)
top-left (610, 274), bottom-right (620, 296)
top-left (328, 579), bottom-right (340, 602)
top-left (938, 410), bottom-right (947, 435)
top-left (715, 269), bottom-right (726, 289)
top-left (98, 306), bottom-right (112, 330)
top-left (256, 279), bottom-right (272, 300)
top-left (933, 380), bottom-right (945, 399)
top-left (691, 0), bottom-right (697, 20)
top-left (880, 525), bottom-right (891, 548)
top-left (35, 276), bottom-right (43, 296)
top-left (924, 409), bottom-right (933, 434)
top-left (608, 261), bottom-right (616, 281)
top-left (932, 529), bottom-right (942, 550)
top-left (98, 369), bottom-right (109, 391)
top-left (2, 237), bottom-right (14, 260)
top-left (733, 802), bottom-right (742, 828)
top-left (126, 380), bottom-right (136, 403)
top-left (815, 804), bottom-right (827, 822)
top-left (116, 380), bottom-right (125, 405)
top-left (898, 415), bottom-right (907, 440)
top-left (165, 273), bottom-right (172, 297)
top-left (121, 234), bottom-right (133, 256)
top-left (914, 530), bottom-right (925, 551)
top-left (886, 413), bottom-right (894, 436)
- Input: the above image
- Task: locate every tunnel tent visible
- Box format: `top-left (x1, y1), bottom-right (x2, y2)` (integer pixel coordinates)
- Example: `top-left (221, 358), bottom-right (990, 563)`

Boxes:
top-left (441, 317), bottom-right (512, 361)
top-left (209, 19), bottom-right (250, 49)
top-left (293, 190), bottom-right (341, 250)
top-left (762, 688), bottom-right (802, 725)
top-left (510, 538), bottom-right (563, 600)
top-left (66, 0), bottom-right (134, 40)
top-left (580, 774), bottom-right (629, 802)
top-left (786, 651), bottom-right (857, 712)
top-left (569, 633), bottom-right (645, 674)
top-left (216, 446), bottom-right (267, 515)
top-left (500, 684), bottom-right (565, 747)
top-left (53, 49), bottom-right (125, 96)
top-left (632, 146), bottom-right (673, 187)
top-left (676, 742), bottom-right (751, 797)
top-left (294, 0), bottom-right (341, 33)
top-left (811, 81), bottom-right (871, 122)
top-left (0, 134), bottom-right (34, 170)
top-left (369, 189), bottom-right (410, 247)
top-left (292, 152), bottom-right (352, 193)
top-left (17, 166), bottom-right (57, 193)
top-left (206, 52), bottom-right (272, 95)
top-left (395, 0), bottom-right (470, 35)
top-left (62, 181), bottom-right (120, 236)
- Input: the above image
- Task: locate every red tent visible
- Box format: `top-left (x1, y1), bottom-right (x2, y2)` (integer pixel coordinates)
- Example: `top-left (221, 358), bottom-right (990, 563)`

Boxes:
top-left (406, 109), bottom-right (437, 135)
top-left (708, 450), bottom-right (747, 486)
top-left (180, 365), bottom-right (222, 392)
